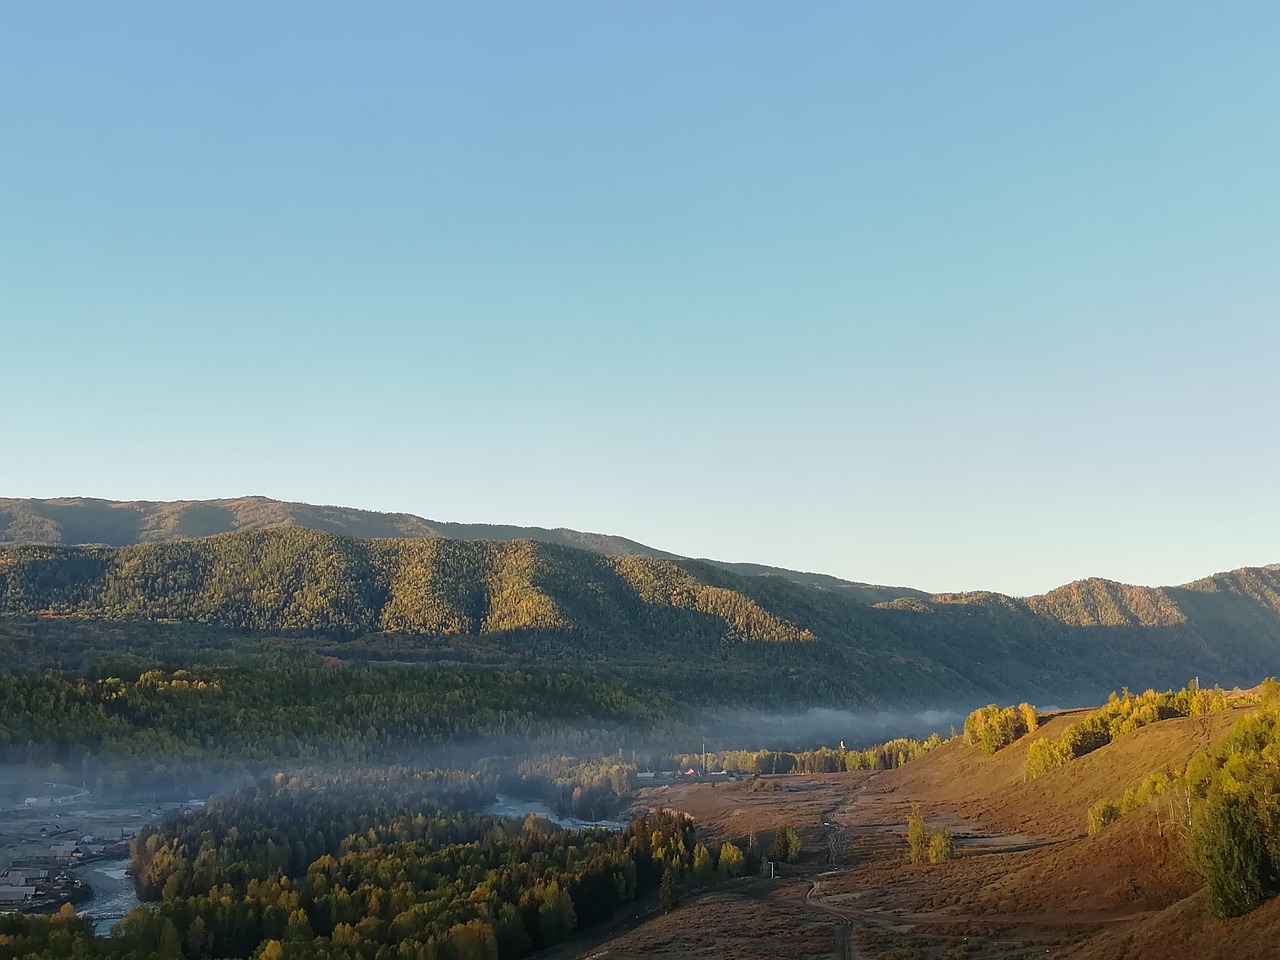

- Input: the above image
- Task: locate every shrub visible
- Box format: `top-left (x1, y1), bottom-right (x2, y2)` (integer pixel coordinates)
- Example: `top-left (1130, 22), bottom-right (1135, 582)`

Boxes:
top-left (1025, 738), bottom-right (1072, 779)
top-left (927, 828), bottom-right (955, 863)
top-left (1086, 801), bottom-right (1120, 835)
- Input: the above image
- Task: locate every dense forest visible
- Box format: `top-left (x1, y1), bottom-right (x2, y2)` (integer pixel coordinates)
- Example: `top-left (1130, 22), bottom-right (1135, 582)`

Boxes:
top-left (0, 496), bottom-right (918, 604)
top-left (0, 664), bottom-right (691, 804)
top-left (5, 527), bottom-right (1280, 705)
top-left (1, 771), bottom-right (763, 960)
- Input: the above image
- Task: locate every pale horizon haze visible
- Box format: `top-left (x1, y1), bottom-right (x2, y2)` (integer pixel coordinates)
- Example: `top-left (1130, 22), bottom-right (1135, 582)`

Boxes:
top-left (4, 3), bottom-right (1278, 595)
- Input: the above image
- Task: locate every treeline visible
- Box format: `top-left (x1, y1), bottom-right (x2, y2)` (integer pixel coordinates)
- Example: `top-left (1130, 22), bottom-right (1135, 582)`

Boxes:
top-left (1025, 685), bottom-right (1243, 779)
top-left (0, 665), bottom-right (678, 793)
top-left (11, 531), bottom-right (1280, 709)
top-left (0, 909), bottom-right (129, 960)
top-left (0, 529), bottom-right (982, 707)
top-left (671, 734), bottom-right (945, 775)
top-left (0, 616), bottom-right (929, 711)
top-left (962, 703), bottom-right (1038, 755)
top-left (116, 772), bottom-right (760, 960)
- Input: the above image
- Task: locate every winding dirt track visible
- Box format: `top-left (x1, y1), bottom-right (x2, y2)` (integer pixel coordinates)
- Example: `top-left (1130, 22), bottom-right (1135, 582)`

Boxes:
top-left (796, 777), bottom-right (1163, 960)
top-left (801, 787), bottom-right (861, 960)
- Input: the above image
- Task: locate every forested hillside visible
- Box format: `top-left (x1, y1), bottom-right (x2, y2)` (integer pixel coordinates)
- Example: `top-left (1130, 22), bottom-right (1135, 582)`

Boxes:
top-left (0, 496), bottom-right (919, 603)
top-left (4, 527), bottom-right (1280, 705)
top-left (0, 496), bottom-right (669, 557)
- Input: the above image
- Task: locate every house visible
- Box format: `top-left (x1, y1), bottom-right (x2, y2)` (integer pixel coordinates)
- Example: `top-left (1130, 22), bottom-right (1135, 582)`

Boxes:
top-left (49, 840), bottom-right (106, 861)
top-left (0, 869), bottom-right (49, 886)
top-left (0, 886), bottom-right (35, 905)
top-left (48, 842), bottom-right (82, 861)
top-left (636, 772), bottom-right (656, 780)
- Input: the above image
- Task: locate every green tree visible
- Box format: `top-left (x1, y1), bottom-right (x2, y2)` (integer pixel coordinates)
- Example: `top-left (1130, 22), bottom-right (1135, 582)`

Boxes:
top-left (537, 882), bottom-right (576, 945)
top-left (158, 918), bottom-right (181, 960)
top-left (692, 843), bottom-right (714, 881)
top-left (771, 825), bottom-right (801, 863)
top-left (1191, 791), bottom-right (1269, 918)
top-left (659, 867), bottom-right (679, 913)
top-left (906, 804), bottom-right (927, 864)
top-left (185, 915), bottom-right (209, 957)
top-left (717, 842), bottom-right (746, 879)
top-left (284, 908), bottom-right (312, 941)
top-left (927, 828), bottom-right (954, 863)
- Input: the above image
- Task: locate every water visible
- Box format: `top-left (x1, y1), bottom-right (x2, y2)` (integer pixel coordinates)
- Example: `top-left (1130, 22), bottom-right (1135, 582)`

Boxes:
top-left (79, 857), bottom-right (141, 935)
top-left (482, 794), bottom-right (624, 832)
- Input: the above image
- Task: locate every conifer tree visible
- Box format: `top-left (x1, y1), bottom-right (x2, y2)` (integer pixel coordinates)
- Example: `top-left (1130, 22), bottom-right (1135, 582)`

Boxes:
top-left (660, 867), bottom-right (679, 913)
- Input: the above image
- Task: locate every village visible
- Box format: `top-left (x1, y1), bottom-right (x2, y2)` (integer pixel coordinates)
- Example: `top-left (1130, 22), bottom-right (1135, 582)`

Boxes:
top-left (0, 775), bottom-right (206, 928)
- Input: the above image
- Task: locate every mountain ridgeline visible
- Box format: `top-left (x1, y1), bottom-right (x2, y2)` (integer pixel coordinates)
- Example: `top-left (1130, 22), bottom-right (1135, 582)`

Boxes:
top-left (4, 525), bottom-right (1280, 706)
top-left (0, 496), bottom-right (923, 605)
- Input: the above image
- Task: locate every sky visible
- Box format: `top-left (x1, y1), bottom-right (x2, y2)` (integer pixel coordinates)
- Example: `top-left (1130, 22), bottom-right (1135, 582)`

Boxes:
top-left (3, 2), bottom-right (1278, 595)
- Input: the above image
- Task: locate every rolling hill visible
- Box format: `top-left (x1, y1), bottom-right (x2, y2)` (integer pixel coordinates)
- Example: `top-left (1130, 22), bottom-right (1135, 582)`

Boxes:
top-left (0, 496), bottom-right (924, 605)
top-left (3, 519), bottom-right (1280, 707)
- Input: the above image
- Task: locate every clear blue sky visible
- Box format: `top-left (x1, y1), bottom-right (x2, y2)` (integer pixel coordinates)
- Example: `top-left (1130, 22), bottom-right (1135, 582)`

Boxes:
top-left (4, 2), bottom-right (1278, 595)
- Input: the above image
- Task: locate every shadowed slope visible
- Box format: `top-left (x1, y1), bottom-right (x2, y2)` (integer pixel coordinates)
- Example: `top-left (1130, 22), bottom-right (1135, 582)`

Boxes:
top-left (0, 496), bottom-right (926, 600)
top-left (5, 528), bottom-right (1280, 707)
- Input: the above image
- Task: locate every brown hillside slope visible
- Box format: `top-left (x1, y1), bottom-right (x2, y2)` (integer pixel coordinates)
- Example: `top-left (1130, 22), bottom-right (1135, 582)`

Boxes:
top-left (1062, 888), bottom-right (1280, 960)
top-left (578, 709), bottom-right (1271, 960)
top-left (815, 710), bottom-right (1261, 956)
top-left (871, 709), bottom-right (1244, 839)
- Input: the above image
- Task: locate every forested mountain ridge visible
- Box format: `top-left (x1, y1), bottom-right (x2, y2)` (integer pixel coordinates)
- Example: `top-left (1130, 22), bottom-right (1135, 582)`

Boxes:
top-left (0, 495), bottom-right (668, 558)
top-left (0, 495), bottom-right (921, 604)
top-left (3, 526), bottom-right (1280, 705)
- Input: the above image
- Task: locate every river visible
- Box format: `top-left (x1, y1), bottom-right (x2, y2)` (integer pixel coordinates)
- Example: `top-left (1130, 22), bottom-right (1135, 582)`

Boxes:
top-left (482, 794), bottom-right (625, 831)
top-left (78, 857), bottom-right (140, 935)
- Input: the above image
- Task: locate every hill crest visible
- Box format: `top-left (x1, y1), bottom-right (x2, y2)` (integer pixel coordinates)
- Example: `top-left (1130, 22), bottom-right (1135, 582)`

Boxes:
top-left (0, 495), bottom-right (926, 605)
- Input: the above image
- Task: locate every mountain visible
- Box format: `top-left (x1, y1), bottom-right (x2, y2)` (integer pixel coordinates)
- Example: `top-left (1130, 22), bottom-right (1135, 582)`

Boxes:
top-left (4, 524), bottom-right (1280, 706)
top-left (0, 496), bottom-right (920, 604)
